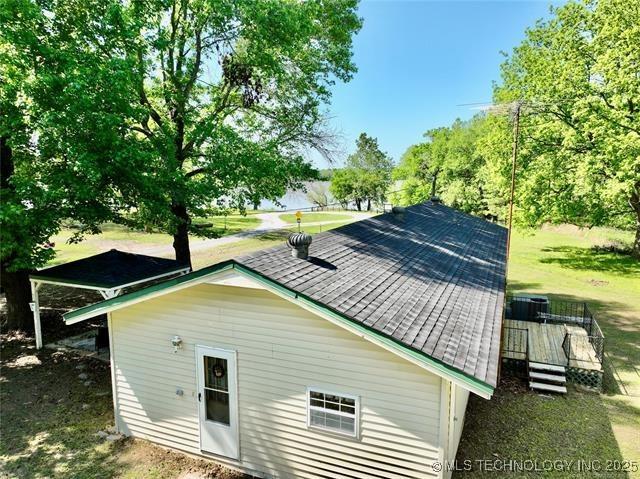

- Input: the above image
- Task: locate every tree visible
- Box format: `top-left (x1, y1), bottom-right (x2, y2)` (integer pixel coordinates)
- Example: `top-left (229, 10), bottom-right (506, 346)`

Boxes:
top-left (306, 182), bottom-right (333, 209)
top-left (496, 0), bottom-right (640, 256)
top-left (1, 0), bottom-right (135, 331)
top-left (239, 155), bottom-right (318, 211)
top-left (2, 0), bottom-right (361, 330)
top-left (391, 117), bottom-right (499, 216)
top-left (330, 168), bottom-right (359, 209)
top-left (7, 0), bottom-right (362, 269)
top-left (103, 0), bottom-right (362, 266)
top-left (330, 133), bottom-right (393, 210)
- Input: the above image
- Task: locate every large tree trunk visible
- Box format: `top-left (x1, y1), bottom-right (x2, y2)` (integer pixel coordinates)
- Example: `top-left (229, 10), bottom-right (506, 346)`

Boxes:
top-left (631, 185), bottom-right (640, 259)
top-left (171, 203), bottom-right (192, 268)
top-left (1, 136), bottom-right (34, 332)
top-left (0, 265), bottom-right (33, 333)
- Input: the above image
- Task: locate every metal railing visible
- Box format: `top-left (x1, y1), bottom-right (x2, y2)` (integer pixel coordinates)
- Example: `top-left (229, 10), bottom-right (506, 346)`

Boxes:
top-left (507, 295), bottom-right (591, 326)
top-left (561, 333), bottom-right (571, 361)
top-left (508, 295), bottom-right (605, 366)
top-left (586, 318), bottom-right (605, 363)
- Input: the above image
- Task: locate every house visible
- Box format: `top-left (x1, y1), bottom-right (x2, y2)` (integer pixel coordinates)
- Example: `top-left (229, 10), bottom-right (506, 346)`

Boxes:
top-left (62, 201), bottom-right (508, 479)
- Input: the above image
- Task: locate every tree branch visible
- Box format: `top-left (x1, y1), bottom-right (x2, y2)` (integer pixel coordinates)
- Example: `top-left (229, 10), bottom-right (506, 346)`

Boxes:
top-left (130, 125), bottom-right (153, 138)
top-left (185, 167), bottom-right (206, 178)
top-left (137, 49), bottom-right (164, 129)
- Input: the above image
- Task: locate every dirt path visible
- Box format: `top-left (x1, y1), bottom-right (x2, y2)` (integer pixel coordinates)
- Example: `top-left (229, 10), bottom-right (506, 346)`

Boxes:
top-left (116, 211), bottom-right (370, 257)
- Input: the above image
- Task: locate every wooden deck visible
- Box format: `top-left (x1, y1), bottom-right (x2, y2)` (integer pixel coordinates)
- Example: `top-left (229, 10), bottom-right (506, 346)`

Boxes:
top-left (503, 319), bottom-right (602, 371)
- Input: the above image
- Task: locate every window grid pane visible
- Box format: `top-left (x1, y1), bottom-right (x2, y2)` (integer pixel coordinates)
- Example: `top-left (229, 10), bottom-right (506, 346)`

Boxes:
top-left (308, 390), bottom-right (357, 436)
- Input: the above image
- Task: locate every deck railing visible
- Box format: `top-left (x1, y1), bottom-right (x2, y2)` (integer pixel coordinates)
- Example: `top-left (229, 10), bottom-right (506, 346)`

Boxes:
top-left (508, 295), bottom-right (605, 366)
top-left (586, 319), bottom-right (605, 363)
top-left (508, 295), bottom-right (592, 326)
top-left (561, 333), bottom-right (572, 361)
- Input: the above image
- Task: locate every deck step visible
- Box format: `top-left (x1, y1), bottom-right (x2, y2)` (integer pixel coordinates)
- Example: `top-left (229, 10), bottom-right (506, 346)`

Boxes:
top-left (529, 362), bottom-right (566, 373)
top-left (529, 381), bottom-right (567, 394)
top-left (529, 371), bottom-right (566, 383)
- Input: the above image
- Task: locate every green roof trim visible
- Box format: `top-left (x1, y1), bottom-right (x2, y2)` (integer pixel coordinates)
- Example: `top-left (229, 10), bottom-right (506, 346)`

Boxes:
top-left (63, 259), bottom-right (494, 396)
top-left (63, 261), bottom-right (234, 322)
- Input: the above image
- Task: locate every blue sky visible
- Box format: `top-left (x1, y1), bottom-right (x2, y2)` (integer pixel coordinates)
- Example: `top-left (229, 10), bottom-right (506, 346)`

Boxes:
top-left (319, 0), bottom-right (561, 167)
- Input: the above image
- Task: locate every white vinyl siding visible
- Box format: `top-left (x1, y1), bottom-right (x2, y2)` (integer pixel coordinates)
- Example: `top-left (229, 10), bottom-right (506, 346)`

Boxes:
top-left (110, 283), bottom-right (444, 478)
top-left (452, 385), bottom-right (469, 454)
top-left (447, 383), bottom-right (470, 467)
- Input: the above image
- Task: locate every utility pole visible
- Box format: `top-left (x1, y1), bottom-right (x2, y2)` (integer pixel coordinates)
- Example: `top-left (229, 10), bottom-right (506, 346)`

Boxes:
top-left (506, 101), bottom-right (522, 259)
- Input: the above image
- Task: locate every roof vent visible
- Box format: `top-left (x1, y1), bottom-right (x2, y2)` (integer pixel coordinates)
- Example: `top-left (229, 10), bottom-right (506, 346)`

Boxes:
top-left (391, 206), bottom-right (406, 215)
top-left (287, 232), bottom-right (312, 259)
top-left (430, 196), bottom-right (442, 203)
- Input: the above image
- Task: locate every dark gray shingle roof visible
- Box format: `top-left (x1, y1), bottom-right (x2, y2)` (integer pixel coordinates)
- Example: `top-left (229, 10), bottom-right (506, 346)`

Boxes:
top-left (238, 201), bottom-right (507, 387)
top-left (31, 249), bottom-right (188, 289)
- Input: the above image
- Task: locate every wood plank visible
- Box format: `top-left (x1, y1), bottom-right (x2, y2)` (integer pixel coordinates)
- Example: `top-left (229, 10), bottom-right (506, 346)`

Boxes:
top-left (529, 362), bottom-right (566, 373)
top-left (529, 382), bottom-right (567, 393)
top-left (529, 371), bottom-right (566, 383)
top-left (504, 318), bottom-right (602, 372)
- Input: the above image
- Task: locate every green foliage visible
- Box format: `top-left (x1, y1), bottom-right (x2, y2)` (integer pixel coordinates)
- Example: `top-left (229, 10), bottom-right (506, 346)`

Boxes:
top-left (330, 168), bottom-right (359, 207)
top-left (393, 0), bottom-right (640, 257)
top-left (114, 0), bottom-right (361, 258)
top-left (2, 0), bottom-right (362, 267)
top-left (330, 133), bottom-right (393, 210)
top-left (496, 0), bottom-right (640, 255)
top-left (391, 116), bottom-right (506, 219)
top-left (0, 0), bottom-right (134, 273)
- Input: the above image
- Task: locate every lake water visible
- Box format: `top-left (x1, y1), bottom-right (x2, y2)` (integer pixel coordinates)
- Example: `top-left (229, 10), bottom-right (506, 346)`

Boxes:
top-left (258, 181), bottom-right (332, 211)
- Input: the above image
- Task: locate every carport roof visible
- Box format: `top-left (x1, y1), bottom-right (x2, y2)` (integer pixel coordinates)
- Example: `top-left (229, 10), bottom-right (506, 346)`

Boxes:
top-left (30, 249), bottom-right (190, 290)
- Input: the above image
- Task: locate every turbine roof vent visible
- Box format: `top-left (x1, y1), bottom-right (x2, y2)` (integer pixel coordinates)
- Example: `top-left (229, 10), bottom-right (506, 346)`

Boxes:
top-left (287, 232), bottom-right (312, 260)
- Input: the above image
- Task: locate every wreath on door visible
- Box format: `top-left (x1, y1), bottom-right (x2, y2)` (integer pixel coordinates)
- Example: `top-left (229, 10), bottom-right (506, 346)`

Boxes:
top-left (213, 364), bottom-right (225, 378)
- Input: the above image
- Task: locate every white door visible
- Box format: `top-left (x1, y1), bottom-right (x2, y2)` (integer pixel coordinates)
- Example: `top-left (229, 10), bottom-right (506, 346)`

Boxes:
top-left (196, 346), bottom-right (239, 459)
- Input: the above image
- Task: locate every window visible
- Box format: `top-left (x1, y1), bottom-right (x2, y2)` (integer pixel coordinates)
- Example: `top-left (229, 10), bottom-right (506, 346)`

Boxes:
top-left (204, 356), bottom-right (230, 425)
top-left (307, 388), bottom-right (359, 437)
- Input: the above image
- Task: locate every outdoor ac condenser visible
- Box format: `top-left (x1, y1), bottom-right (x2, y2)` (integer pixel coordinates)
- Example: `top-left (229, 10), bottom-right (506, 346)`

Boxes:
top-left (510, 294), bottom-right (549, 322)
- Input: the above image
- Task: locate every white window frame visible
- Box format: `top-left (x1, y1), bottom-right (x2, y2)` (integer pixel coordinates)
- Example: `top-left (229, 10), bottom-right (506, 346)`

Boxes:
top-left (306, 387), bottom-right (360, 438)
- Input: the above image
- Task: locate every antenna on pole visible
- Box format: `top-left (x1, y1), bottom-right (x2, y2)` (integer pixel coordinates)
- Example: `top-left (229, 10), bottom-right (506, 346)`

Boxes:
top-left (506, 101), bottom-right (522, 259)
top-left (459, 100), bottom-right (524, 259)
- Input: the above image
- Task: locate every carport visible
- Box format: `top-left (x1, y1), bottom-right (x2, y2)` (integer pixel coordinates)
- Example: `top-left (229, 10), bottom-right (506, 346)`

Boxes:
top-left (29, 249), bottom-right (190, 348)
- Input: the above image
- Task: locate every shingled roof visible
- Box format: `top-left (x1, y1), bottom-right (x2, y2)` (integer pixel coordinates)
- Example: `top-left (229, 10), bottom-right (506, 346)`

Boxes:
top-left (237, 201), bottom-right (508, 388)
top-left (31, 249), bottom-right (189, 289)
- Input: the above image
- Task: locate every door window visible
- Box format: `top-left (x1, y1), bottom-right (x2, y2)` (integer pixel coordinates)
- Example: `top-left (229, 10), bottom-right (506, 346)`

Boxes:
top-left (204, 357), bottom-right (229, 425)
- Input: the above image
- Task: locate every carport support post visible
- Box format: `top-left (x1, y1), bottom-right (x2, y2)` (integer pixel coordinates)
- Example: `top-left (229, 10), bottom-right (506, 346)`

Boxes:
top-left (30, 280), bottom-right (43, 349)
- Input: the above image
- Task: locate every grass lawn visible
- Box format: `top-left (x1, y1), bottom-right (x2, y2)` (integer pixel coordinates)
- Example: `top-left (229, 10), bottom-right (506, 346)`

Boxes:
top-left (189, 230), bottom-right (289, 270)
top-left (49, 216), bottom-right (260, 266)
top-left (278, 212), bottom-right (353, 224)
top-left (454, 225), bottom-right (640, 478)
top-left (188, 220), bottom-right (357, 269)
top-left (287, 220), bottom-right (355, 235)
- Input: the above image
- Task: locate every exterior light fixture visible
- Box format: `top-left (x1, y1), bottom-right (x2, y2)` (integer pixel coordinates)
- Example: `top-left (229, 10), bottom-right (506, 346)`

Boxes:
top-left (171, 335), bottom-right (183, 353)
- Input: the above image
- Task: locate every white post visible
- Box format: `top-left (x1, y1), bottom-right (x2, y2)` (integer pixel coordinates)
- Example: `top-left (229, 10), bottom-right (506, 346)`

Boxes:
top-left (30, 281), bottom-right (43, 349)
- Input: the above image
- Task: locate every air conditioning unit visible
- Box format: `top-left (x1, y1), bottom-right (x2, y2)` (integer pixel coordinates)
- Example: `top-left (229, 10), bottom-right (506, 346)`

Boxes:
top-left (510, 294), bottom-right (549, 322)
